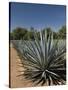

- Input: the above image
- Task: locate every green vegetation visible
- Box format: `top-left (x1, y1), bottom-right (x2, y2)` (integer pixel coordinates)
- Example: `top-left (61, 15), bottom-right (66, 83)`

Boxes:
top-left (12, 30), bottom-right (66, 86)
top-left (58, 26), bottom-right (66, 39)
top-left (11, 25), bottom-right (66, 86)
top-left (10, 25), bottom-right (66, 40)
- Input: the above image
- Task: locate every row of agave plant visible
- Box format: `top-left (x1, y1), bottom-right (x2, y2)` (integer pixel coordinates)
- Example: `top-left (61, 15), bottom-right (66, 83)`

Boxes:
top-left (12, 30), bottom-right (66, 86)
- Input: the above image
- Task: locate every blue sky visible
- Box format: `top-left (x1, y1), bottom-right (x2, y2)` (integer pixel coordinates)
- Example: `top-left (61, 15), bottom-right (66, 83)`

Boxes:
top-left (10, 2), bottom-right (66, 32)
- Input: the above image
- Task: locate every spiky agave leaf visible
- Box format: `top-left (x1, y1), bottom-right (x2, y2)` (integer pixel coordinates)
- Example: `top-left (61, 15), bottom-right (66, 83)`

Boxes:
top-left (13, 30), bottom-right (66, 86)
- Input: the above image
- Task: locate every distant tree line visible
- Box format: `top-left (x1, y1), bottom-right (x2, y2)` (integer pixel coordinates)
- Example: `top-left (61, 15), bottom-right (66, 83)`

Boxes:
top-left (10, 25), bottom-right (66, 40)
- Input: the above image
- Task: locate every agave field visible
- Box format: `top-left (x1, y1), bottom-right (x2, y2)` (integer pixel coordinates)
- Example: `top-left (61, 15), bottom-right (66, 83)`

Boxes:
top-left (11, 31), bottom-right (66, 86)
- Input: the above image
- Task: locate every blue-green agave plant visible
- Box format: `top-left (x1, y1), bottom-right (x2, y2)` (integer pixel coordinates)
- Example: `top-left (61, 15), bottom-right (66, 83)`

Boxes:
top-left (12, 30), bottom-right (66, 86)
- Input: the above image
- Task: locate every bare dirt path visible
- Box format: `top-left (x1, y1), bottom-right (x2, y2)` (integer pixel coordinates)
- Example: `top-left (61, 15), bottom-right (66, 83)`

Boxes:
top-left (10, 44), bottom-right (33, 88)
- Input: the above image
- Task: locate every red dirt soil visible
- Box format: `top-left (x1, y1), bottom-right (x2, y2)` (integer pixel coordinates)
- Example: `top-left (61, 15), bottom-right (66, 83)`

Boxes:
top-left (10, 44), bottom-right (33, 88)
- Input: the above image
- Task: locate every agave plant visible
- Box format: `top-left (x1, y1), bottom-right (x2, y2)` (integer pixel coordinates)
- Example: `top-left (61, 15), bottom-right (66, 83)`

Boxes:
top-left (13, 30), bottom-right (66, 86)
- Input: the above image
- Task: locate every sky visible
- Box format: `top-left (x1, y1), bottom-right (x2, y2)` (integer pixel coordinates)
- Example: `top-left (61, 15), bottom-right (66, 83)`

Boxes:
top-left (10, 2), bottom-right (66, 32)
